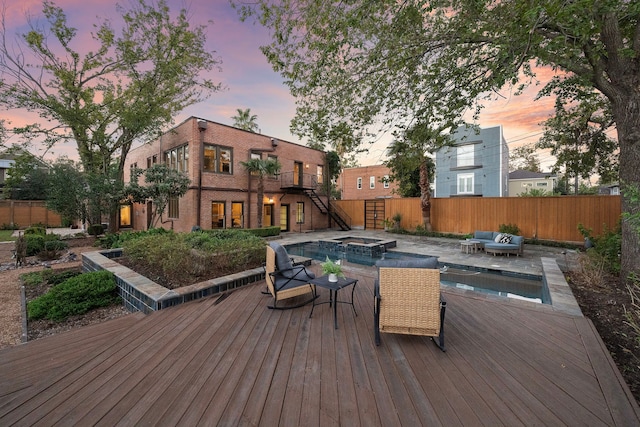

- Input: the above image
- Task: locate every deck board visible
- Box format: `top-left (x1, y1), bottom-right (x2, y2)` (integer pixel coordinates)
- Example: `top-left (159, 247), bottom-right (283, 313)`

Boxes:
top-left (1, 266), bottom-right (639, 426)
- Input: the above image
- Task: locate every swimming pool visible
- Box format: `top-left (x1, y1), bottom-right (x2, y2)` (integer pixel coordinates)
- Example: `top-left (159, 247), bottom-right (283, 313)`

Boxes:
top-left (285, 241), bottom-right (546, 304)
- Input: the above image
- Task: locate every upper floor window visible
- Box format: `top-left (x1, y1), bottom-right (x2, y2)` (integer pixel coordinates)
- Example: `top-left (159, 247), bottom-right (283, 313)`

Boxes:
top-left (370, 176), bottom-right (375, 189)
top-left (317, 165), bottom-right (324, 186)
top-left (457, 144), bottom-right (474, 167)
top-left (268, 154), bottom-right (279, 179)
top-left (164, 145), bottom-right (189, 172)
top-left (457, 173), bottom-right (474, 194)
top-left (204, 144), bottom-right (232, 174)
top-left (383, 175), bottom-right (390, 189)
top-left (357, 177), bottom-right (362, 189)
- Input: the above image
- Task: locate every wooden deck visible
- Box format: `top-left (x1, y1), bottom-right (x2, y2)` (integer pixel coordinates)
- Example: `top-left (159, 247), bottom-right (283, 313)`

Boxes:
top-left (1, 266), bottom-right (639, 426)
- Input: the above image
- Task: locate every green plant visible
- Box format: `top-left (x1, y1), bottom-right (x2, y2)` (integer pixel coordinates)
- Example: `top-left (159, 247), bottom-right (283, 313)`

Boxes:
top-left (0, 223), bottom-right (19, 230)
top-left (27, 271), bottom-right (119, 322)
top-left (392, 213), bottom-right (402, 223)
top-left (578, 223), bottom-right (621, 274)
top-left (24, 226), bottom-right (46, 236)
top-left (498, 223), bottom-right (521, 236)
top-left (88, 224), bottom-right (106, 236)
top-left (321, 256), bottom-right (345, 277)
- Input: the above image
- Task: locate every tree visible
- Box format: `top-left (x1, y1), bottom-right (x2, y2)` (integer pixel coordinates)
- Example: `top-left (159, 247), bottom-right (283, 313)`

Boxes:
top-left (240, 158), bottom-right (281, 228)
top-left (46, 159), bottom-right (88, 226)
top-left (537, 93), bottom-right (618, 194)
top-left (384, 123), bottom-right (451, 230)
top-left (0, 0), bottom-right (221, 230)
top-left (232, 108), bottom-right (259, 132)
top-left (1, 147), bottom-right (48, 200)
top-left (237, 0), bottom-right (640, 278)
top-left (509, 144), bottom-right (542, 173)
top-left (126, 164), bottom-right (190, 228)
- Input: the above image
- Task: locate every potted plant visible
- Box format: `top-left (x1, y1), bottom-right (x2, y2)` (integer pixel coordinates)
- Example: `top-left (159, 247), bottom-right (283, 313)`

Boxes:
top-left (321, 256), bottom-right (345, 282)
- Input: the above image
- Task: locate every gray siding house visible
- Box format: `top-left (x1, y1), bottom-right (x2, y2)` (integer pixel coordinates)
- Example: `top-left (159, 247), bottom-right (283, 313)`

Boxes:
top-left (434, 125), bottom-right (509, 197)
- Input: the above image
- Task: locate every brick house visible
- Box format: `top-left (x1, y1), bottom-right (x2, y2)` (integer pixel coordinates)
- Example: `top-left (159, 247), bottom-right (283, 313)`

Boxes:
top-left (122, 117), bottom-right (338, 233)
top-left (338, 165), bottom-right (399, 200)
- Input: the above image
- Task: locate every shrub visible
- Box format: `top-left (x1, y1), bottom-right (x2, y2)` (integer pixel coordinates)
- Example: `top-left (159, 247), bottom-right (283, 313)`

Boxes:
top-left (244, 226), bottom-right (280, 237)
top-left (578, 223), bottom-right (621, 274)
top-left (27, 271), bottom-right (119, 322)
top-left (625, 274), bottom-right (640, 360)
top-left (498, 223), bottom-right (521, 236)
top-left (24, 233), bottom-right (68, 257)
top-left (1, 223), bottom-right (19, 230)
top-left (24, 226), bottom-right (46, 236)
top-left (96, 227), bottom-right (170, 249)
top-left (88, 224), bottom-right (105, 236)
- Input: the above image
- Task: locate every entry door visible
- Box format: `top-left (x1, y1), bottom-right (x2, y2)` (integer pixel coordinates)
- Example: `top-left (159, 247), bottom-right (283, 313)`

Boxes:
top-left (365, 199), bottom-right (385, 230)
top-left (280, 204), bottom-right (289, 231)
top-left (263, 204), bottom-right (274, 226)
top-left (293, 162), bottom-right (302, 186)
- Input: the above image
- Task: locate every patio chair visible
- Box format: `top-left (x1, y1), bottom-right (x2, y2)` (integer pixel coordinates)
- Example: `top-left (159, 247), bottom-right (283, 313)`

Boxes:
top-left (374, 258), bottom-right (447, 351)
top-left (264, 242), bottom-right (316, 309)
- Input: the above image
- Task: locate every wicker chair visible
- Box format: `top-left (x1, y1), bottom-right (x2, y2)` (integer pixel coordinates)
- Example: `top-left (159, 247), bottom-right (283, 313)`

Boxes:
top-left (264, 242), bottom-right (316, 309)
top-left (374, 258), bottom-right (447, 351)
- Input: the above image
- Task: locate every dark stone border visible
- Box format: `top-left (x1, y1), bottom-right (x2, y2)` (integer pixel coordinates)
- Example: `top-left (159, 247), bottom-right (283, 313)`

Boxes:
top-left (81, 249), bottom-right (312, 314)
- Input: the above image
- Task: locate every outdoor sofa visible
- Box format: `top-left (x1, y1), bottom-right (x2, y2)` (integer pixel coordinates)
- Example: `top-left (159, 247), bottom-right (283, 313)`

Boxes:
top-left (472, 231), bottom-right (525, 256)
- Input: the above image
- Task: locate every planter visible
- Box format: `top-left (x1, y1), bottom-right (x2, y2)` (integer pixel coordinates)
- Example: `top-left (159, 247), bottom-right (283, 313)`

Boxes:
top-left (328, 273), bottom-right (338, 282)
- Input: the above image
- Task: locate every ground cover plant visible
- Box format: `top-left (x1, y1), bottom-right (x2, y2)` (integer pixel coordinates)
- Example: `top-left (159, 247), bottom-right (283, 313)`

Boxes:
top-left (115, 229), bottom-right (265, 289)
top-left (27, 270), bottom-right (119, 322)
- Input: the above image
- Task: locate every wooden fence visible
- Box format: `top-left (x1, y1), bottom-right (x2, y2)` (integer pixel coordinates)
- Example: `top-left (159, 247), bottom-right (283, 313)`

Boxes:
top-left (334, 195), bottom-right (622, 243)
top-left (0, 200), bottom-right (63, 228)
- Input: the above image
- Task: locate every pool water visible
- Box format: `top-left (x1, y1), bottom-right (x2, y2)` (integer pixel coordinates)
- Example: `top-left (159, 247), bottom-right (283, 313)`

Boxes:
top-left (285, 241), bottom-right (546, 304)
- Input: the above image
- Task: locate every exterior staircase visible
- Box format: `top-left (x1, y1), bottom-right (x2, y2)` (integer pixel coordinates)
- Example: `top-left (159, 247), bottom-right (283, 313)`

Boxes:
top-left (304, 189), bottom-right (351, 230)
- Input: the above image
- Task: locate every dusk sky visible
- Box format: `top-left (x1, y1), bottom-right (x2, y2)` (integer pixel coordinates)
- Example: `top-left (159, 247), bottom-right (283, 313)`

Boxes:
top-left (2, 0), bottom-right (565, 169)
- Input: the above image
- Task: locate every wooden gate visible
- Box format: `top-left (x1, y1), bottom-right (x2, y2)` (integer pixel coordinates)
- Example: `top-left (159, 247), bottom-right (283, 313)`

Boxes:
top-left (364, 199), bottom-right (385, 230)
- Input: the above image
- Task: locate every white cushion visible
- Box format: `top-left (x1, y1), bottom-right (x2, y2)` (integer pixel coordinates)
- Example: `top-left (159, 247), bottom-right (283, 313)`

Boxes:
top-left (494, 233), bottom-right (503, 243)
top-left (499, 234), bottom-right (512, 244)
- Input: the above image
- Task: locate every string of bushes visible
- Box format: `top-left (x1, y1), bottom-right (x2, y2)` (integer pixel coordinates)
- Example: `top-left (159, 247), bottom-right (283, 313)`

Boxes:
top-left (19, 226), bottom-right (68, 259)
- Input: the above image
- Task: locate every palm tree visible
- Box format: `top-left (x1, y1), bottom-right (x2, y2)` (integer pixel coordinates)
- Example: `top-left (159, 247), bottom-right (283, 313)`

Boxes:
top-left (240, 157), bottom-right (281, 228)
top-left (232, 108), bottom-right (259, 132)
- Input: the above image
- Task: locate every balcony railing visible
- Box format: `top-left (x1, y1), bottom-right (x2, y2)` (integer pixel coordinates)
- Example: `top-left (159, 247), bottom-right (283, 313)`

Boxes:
top-left (279, 171), bottom-right (319, 190)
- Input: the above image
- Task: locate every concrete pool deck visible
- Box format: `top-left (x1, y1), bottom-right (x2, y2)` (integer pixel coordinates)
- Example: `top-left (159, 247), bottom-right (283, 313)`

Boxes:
top-left (276, 229), bottom-right (583, 316)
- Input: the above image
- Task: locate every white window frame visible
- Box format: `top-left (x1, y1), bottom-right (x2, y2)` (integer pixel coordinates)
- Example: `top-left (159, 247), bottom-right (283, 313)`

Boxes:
top-left (383, 175), bottom-right (390, 189)
top-left (457, 173), bottom-right (474, 194)
top-left (369, 176), bottom-right (375, 189)
top-left (457, 144), bottom-right (474, 167)
top-left (357, 177), bottom-right (362, 189)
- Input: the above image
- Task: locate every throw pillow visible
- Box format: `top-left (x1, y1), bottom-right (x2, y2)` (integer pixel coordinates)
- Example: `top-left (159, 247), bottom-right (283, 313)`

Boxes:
top-left (494, 233), bottom-right (503, 243)
top-left (499, 234), bottom-right (512, 244)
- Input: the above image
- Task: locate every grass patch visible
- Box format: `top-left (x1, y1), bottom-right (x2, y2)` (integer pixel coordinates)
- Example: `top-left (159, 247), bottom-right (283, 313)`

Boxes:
top-left (0, 229), bottom-right (16, 242)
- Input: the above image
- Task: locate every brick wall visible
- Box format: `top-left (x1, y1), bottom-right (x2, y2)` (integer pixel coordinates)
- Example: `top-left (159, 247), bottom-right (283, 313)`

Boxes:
top-left (338, 165), bottom-right (399, 200)
top-left (125, 117), bottom-right (329, 232)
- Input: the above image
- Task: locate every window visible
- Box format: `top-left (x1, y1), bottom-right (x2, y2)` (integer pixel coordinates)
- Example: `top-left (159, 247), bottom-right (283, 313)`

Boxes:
top-left (370, 176), bottom-right (375, 189)
top-left (457, 173), bottom-right (474, 194)
top-left (357, 177), bottom-right (362, 189)
top-left (164, 145), bottom-right (189, 172)
top-left (204, 145), bottom-right (232, 174)
top-left (211, 202), bottom-right (225, 228)
top-left (119, 205), bottom-right (132, 228)
top-left (536, 182), bottom-right (548, 187)
top-left (231, 202), bottom-right (243, 228)
top-left (317, 165), bottom-right (324, 186)
top-left (296, 202), bottom-right (305, 223)
top-left (457, 144), bottom-right (474, 167)
top-left (168, 197), bottom-right (179, 218)
top-left (383, 175), bottom-right (390, 189)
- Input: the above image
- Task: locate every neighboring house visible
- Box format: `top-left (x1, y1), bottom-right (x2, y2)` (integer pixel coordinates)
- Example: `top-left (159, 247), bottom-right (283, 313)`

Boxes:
top-left (599, 183), bottom-right (620, 195)
top-left (434, 125), bottom-right (509, 197)
top-left (338, 165), bottom-right (399, 200)
top-left (123, 117), bottom-right (339, 233)
top-left (508, 170), bottom-right (558, 196)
